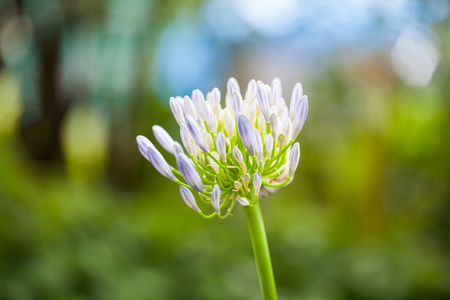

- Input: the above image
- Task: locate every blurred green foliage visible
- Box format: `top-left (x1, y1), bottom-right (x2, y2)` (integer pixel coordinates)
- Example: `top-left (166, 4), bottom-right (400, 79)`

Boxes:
top-left (1, 0), bottom-right (450, 299)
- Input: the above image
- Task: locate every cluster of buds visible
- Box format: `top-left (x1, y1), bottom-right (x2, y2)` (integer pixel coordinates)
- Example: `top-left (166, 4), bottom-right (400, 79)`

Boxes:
top-left (137, 77), bottom-right (308, 218)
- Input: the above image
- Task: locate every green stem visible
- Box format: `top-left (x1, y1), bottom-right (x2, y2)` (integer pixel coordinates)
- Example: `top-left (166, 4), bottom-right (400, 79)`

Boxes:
top-left (243, 200), bottom-right (277, 300)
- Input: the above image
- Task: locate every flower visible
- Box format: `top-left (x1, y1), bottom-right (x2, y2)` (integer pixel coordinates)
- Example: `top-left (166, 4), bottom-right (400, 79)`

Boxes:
top-left (137, 77), bottom-right (308, 218)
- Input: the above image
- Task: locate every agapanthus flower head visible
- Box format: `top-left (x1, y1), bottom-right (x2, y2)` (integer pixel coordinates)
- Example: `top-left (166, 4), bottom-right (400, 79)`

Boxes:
top-left (137, 77), bottom-right (308, 218)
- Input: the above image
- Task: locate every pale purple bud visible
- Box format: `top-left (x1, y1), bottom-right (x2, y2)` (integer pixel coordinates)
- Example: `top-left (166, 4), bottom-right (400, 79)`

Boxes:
top-left (253, 171), bottom-right (262, 195)
top-left (180, 124), bottom-right (194, 155)
top-left (253, 128), bottom-right (264, 161)
top-left (232, 93), bottom-right (243, 117)
top-left (270, 113), bottom-right (280, 139)
top-left (183, 96), bottom-right (197, 119)
top-left (170, 97), bottom-right (185, 125)
top-left (210, 88), bottom-right (221, 114)
top-left (232, 146), bottom-right (245, 167)
top-left (237, 196), bottom-right (250, 206)
top-left (227, 77), bottom-right (240, 95)
top-left (173, 141), bottom-right (184, 156)
top-left (265, 133), bottom-right (274, 158)
top-left (136, 135), bottom-right (155, 161)
top-left (256, 80), bottom-right (271, 121)
top-left (270, 77), bottom-right (282, 106)
top-left (212, 184), bottom-right (221, 213)
top-left (146, 146), bottom-right (177, 181)
top-left (289, 83), bottom-right (303, 120)
top-left (237, 114), bottom-right (256, 155)
top-left (225, 117), bottom-right (235, 137)
top-left (203, 102), bottom-right (215, 131)
top-left (179, 186), bottom-right (201, 212)
top-left (291, 95), bottom-right (308, 139)
top-left (216, 132), bottom-right (227, 161)
top-left (245, 79), bottom-right (257, 101)
top-left (176, 153), bottom-right (204, 192)
top-left (152, 125), bottom-right (175, 154)
top-left (288, 142), bottom-right (300, 177)
top-left (192, 89), bottom-right (205, 118)
top-left (185, 115), bottom-right (209, 152)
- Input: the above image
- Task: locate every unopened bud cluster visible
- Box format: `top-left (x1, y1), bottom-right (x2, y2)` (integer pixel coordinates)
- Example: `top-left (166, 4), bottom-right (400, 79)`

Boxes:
top-left (137, 77), bottom-right (308, 218)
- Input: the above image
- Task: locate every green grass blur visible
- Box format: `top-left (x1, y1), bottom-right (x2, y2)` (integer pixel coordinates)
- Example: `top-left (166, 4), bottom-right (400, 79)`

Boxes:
top-left (1, 1), bottom-right (449, 299)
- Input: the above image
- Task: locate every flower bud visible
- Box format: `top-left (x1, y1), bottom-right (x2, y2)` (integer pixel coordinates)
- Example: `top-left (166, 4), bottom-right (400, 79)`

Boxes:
top-left (147, 146), bottom-right (177, 181)
top-left (256, 80), bottom-right (270, 121)
top-left (232, 146), bottom-right (245, 167)
top-left (179, 186), bottom-right (201, 212)
top-left (186, 115), bottom-right (209, 152)
top-left (212, 184), bottom-right (221, 213)
top-left (183, 96), bottom-right (197, 119)
top-left (170, 97), bottom-right (185, 125)
top-left (282, 119), bottom-right (292, 141)
top-left (176, 153), bottom-right (204, 192)
top-left (245, 79), bottom-right (257, 101)
top-left (234, 181), bottom-right (242, 191)
top-left (203, 101), bottom-right (215, 132)
top-left (270, 77), bottom-right (282, 106)
top-left (243, 173), bottom-right (251, 185)
top-left (210, 87), bottom-right (221, 114)
top-left (249, 103), bottom-right (257, 125)
top-left (253, 171), bottom-right (262, 195)
top-left (192, 89), bottom-right (205, 118)
top-left (288, 142), bottom-right (300, 177)
top-left (203, 132), bottom-right (214, 150)
top-left (237, 196), bottom-right (250, 206)
top-left (270, 113), bottom-right (279, 139)
top-left (225, 117), bottom-right (236, 137)
top-left (152, 125), bottom-right (175, 154)
top-left (216, 132), bottom-right (227, 161)
top-left (291, 95), bottom-right (308, 139)
top-left (227, 77), bottom-right (240, 95)
top-left (232, 93), bottom-right (243, 117)
top-left (207, 152), bottom-right (220, 173)
top-left (180, 124), bottom-right (194, 155)
top-left (173, 141), bottom-right (184, 156)
top-left (136, 135), bottom-right (155, 161)
top-left (253, 128), bottom-right (264, 161)
top-left (277, 133), bottom-right (286, 147)
top-left (289, 83), bottom-right (303, 120)
top-left (237, 114), bottom-right (256, 156)
top-left (265, 133), bottom-right (274, 158)
top-left (258, 114), bottom-right (266, 136)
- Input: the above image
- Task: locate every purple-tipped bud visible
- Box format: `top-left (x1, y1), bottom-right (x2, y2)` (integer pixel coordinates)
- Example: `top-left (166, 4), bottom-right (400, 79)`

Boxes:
top-left (192, 89), bottom-right (205, 118)
top-left (270, 77), bottom-right (282, 106)
top-left (237, 196), bottom-right (250, 206)
top-left (232, 146), bottom-right (245, 167)
top-left (256, 80), bottom-right (271, 121)
top-left (212, 184), bottom-right (221, 214)
top-left (265, 133), bottom-right (274, 158)
top-left (270, 113), bottom-right (280, 139)
top-left (291, 95), bottom-right (308, 139)
top-left (237, 114), bottom-right (256, 156)
top-left (176, 153), bottom-right (204, 192)
top-left (146, 146), bottom-right (177, 181)
top-left (227, 77), bottom-right (240, 95)
top-left (136, 135), bottom-right (155, 161)
top-left (253, 128), bottom-right (264, 161)
top-left (179, 186), bottom-right (201, 212)
top-left (173, 141), bottom-right (184, 156)
top-left (169, 97), bottom-right (185, 125)
top-left (289, 83), bottom-right (303, 120)
top-left (253, 171), bottom-right (262, 195)
top-left (288, 142), bottom-right (300, 177)
top-left (152, 125), bottom-right (175, 154)
top-left (216, 132), bottom-right (227, 161)
top-left (232, 93), bottom-right (243, 117)
top-left (180, 124), bottom-right (194, 155)
top-left (245, 79), bottom-right (257, 100)
top-left (185, 115), bottom-right (209, 152)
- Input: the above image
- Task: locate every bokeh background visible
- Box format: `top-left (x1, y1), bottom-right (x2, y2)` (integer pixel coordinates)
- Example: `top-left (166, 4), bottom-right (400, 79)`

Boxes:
top-left (1, 0), bottom-right (450, 299)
